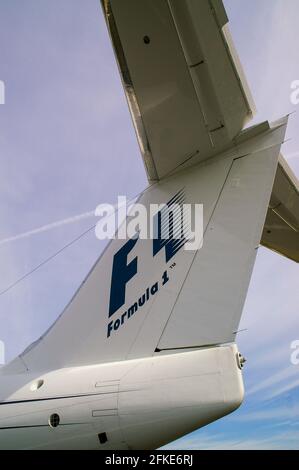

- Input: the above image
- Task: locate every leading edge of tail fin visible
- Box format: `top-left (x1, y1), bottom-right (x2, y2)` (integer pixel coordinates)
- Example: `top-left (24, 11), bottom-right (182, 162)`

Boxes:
top-left (5, 116), bottom-right (287, 372)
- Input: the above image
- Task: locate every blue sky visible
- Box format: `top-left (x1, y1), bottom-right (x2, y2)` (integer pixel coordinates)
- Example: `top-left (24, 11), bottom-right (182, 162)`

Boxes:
top-left (0, 0), bottom-right (298, 449)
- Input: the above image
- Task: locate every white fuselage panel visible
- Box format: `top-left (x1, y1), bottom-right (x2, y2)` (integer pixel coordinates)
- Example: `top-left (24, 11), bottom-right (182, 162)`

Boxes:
top-left (0, 345), bottom-right (243, 449)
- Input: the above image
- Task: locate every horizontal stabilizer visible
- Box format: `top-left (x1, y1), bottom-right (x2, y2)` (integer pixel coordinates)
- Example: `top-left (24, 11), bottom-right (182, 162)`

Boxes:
top-left (102, 0), bottom-right (255, 181)
top-left (261, 155), bottom-right (299, 262)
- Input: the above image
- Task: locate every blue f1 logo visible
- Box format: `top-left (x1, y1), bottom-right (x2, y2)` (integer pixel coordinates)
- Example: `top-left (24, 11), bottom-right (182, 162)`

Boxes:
top-left (109, 235), bottom-right (139, 317)
top-left (108, 190), bottom-right (186, 317)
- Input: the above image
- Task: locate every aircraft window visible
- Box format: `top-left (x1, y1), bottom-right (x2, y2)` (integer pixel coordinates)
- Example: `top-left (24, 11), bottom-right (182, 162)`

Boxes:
top-left (98, 432), bottom-right (108, 444)
top-left (49, 413), bottom-right (60, 428)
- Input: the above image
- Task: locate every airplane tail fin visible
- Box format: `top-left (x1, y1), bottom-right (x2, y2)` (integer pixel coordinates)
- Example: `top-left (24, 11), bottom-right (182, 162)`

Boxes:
top-left (5, 116), bottom-right (287, 372)
top-left (4, 1), bottom-right (292, 373)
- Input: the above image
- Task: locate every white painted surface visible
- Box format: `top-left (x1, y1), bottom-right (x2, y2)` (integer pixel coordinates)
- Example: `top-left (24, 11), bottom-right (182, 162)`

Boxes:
top-left (0, 345), bottom-right (243, 450)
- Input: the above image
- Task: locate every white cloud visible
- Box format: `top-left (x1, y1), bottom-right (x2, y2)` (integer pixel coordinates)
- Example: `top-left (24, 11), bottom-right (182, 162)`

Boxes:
top-left (0, 210), bottom-right (95, 246)
top-left (267, 377), bottom-right (299, 400)
top-left (164, 430), bottom-right (299, 450)
top-left (247, 365), bottom-right (299, 396)
top-left (232, 407), bottom-right (298, 422)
